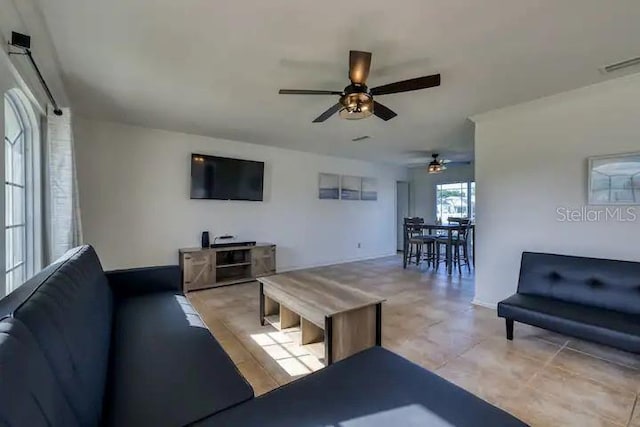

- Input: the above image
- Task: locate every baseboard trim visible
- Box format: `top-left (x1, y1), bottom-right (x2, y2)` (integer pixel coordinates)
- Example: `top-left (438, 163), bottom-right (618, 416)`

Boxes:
top-left (471, 299), bottom-right (497, 310)
top-left (278, 252), bottom-right (397, 274)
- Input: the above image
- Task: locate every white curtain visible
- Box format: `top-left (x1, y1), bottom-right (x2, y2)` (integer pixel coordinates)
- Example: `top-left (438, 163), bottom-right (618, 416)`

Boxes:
top-left (44, 108), bottom-right (82, 263)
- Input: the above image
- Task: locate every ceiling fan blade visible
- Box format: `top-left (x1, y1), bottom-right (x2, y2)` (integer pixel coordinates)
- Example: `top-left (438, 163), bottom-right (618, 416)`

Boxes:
top-left (279, 89), bottom-right (343, 95)
top-left (373, 101), bottom-right (397, 121)
top-left (370, 74), bottom-right (441, 96)
top-left (446, 161), bottom-right (472, 167)
top-left (349, 50), bottom-right (372, 85)
top-left (312, 103), bottom-right (342, 123)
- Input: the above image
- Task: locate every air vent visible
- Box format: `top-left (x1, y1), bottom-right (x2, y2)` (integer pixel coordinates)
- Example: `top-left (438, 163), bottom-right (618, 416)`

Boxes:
top-left (602, 56), bottom-right (640, 73)
top-left (352, 135), bottom-right (371, 142)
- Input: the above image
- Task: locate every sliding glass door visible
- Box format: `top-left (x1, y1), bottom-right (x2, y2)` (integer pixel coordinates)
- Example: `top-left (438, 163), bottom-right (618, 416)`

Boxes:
top-left (436, 182), bottom-right (475, 223)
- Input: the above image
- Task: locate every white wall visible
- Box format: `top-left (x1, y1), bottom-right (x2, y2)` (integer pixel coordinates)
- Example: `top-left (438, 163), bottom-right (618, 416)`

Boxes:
top-left (74, 118), bottom-right (407, 270)
top-left (473, 73), bottom-right (640, 307)
top-left (410, 164), bottom-right (475, 222)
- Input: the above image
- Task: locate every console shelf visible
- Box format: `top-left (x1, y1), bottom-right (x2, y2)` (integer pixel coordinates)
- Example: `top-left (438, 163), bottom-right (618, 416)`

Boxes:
top-left (179, 243), bottom-right (276, 292)
top-left (216, 262), bottom-right (251, 269)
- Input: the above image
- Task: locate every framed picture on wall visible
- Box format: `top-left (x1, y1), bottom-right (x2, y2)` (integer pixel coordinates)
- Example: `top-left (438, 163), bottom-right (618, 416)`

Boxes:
top-left (318, 173), bottom-right (340, 199)
top-left (341, 175), bottom-right (361, 200)
top-left (361, 177), bottom-right (378, 201)
top-left (588, 152), bottom-right (640, 205)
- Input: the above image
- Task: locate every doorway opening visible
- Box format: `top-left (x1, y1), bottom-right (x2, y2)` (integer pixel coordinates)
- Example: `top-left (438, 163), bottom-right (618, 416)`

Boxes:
top-left (396, 181), bottom-right (410, 252)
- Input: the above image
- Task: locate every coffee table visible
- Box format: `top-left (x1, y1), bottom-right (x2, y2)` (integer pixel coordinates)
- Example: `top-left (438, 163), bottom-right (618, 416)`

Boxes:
top-left (258, 271), bottom-right (385, 365)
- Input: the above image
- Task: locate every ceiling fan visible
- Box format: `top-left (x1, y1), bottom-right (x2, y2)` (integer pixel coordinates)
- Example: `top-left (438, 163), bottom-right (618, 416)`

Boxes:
top-left (407, 152), bottom-right (471, 174)
top-left (427, 153), bottom-right (448, 174)
top-left (278, 50), bottom-right (441, 122)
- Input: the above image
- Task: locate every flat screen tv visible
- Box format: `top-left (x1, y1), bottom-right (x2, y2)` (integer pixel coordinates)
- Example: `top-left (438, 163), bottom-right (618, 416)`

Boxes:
top-left (190, 153), bottom-right (264, 201)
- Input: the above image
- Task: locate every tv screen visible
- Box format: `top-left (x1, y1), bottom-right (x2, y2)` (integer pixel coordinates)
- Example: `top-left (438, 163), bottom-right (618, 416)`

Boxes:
top-left (190, 154), bottom-right (264, 201)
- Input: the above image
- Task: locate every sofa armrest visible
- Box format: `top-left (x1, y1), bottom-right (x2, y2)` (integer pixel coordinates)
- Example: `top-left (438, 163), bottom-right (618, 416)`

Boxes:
top-left (106, 265), bottom-right (182, 298)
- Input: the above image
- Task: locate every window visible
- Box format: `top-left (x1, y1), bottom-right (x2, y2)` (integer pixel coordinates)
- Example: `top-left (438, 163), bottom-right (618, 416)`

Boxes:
top-left (4, 90), bottom-right (40, 295)
top-left (436, 181), bottom-right (475, 223)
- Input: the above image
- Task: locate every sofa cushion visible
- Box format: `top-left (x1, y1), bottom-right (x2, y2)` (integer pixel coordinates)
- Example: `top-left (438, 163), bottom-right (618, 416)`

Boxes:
top-left (517, 252), bottom-right (640, 314)
top-left (498, 294), bottom-right (640, 352)
top-left (0, 318), bottom-right (79, 427)
top-left (104, 292), bottom-right (253, 427)
top-left (106, 265), bottom-right (182, 298)
top-left (195, 347), bottom-right (527, 427)
top-left (12, 246), bottom-right (113, 426)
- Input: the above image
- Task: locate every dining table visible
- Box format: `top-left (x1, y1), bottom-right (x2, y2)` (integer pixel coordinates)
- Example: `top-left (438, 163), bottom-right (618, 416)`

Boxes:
top-left (403, 223), bottom-right (475, 275)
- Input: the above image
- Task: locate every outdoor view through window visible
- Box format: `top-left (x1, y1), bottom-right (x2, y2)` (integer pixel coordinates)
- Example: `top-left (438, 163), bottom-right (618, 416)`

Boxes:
top-left (436, 182), bottom-right (475, 222)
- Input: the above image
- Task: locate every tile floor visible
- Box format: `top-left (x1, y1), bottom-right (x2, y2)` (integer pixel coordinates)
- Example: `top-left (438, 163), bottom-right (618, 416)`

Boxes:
top-left (188, 255), bottom-right (640, 427)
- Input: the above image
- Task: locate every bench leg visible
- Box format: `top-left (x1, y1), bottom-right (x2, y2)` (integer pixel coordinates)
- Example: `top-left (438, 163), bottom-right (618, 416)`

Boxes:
top-left (505, 319), bottom-right (514, 341)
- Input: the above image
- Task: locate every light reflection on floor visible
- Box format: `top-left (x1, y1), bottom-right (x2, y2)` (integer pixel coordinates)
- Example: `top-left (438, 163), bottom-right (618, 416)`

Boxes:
top-left (250, 329), bottom-right (324, 377)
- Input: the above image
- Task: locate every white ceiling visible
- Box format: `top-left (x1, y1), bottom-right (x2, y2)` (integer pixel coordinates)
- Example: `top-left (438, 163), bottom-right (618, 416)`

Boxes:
top-left (36, 0), bottom-right (640, 164)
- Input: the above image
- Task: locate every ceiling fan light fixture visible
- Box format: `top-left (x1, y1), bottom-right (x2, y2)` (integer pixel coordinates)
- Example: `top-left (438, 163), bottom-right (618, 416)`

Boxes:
top-left (339, 92), bottom-right (373, 120)
top-left (428, 162), bottom-right (444, 174)
top-left (428, 154), bottom-right (446, 174)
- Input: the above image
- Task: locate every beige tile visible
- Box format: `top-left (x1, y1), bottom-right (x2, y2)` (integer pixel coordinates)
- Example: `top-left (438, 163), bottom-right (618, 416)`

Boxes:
top-left (234, 328), bottom-right (306, 385)
top-left (421, 323), bottom-right (482, 354)
top-left (529, 366), bottom-right (635, 425)
top-left (550, 348), bottom-right (640, 393)
top-left (442, 309), bottom-right (505, 340)
top-left (186, 293), bottom-right (204, 308)
top-left (217, 334), bottom-right (253, 364)
top-left (235, 360), bottom-right (278, 396)
top-left (199, 315), bottom-right (234, 337)
top-left (516, 323), bottom-right (570, 346)
top-left (630, 400), bottom-right (640, 427)
top-left (491, 401), bottom-right (530, 426)
top-left (458, 342), bottom-right (543, 384)
top-left (390, 338), bottom-right (451, 370)
top-left (429, 298), bottom-right (473, 314)
top-left (566, 339), bottom-right (640, 370)
top-left (298, 354), bottom-right (324, 372)
top-left (479, 335), bottom-right (561, 364)
top-left (436, 356), bottom-right (528, 404)
top-left (273, 357), bottom-right (313, 377)
top-left (501, 386), bottom-right (622, 427)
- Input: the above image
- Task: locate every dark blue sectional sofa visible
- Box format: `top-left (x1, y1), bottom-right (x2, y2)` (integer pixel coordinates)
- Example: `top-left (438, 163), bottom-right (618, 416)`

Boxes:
top-left (0, 245), bottom-right (527, 427)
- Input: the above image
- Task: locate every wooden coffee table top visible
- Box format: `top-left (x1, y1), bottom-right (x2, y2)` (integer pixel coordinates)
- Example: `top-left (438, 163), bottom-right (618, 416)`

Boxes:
top-left (258, 271), bottom-right (385, 327)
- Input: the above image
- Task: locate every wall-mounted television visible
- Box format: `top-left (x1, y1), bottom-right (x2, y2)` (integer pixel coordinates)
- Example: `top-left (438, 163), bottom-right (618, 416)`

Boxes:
top-left (190, 153), bottom-right (264, 201)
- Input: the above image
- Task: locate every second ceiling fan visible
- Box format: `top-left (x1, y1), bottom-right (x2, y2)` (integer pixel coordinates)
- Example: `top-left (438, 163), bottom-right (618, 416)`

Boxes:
top-left (279, 50), bottom-right (441, 122)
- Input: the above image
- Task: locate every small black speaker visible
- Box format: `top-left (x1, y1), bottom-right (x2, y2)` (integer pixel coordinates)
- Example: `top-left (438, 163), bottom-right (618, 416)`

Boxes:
top-left (201, 231), bottom-right (210, 248)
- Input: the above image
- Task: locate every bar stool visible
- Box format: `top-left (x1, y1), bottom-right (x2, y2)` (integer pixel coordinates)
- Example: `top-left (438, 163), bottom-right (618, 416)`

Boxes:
top-left (434, 223), bottom-right (472, 273)
top-left (403, 218), bottom-right (436, 267)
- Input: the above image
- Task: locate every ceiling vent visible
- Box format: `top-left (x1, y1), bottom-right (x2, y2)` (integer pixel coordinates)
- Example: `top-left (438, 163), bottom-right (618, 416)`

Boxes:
top-left (351, 135), bottom-right (371, 142)
top-left (601, 56), bottom-right (640, 74)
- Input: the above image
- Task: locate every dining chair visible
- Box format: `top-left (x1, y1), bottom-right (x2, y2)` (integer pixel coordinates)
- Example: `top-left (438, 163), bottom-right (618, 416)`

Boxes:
top-left (434, 224), bottom-right (471, 274)
top-left (403, 218), bottom-right (436, 267)
top-left (434, 226), bottom-right (456, 272)
top-left (448, 217), bottom-right (470, 225)
top-left (454, 222), bottom-right (473, 273)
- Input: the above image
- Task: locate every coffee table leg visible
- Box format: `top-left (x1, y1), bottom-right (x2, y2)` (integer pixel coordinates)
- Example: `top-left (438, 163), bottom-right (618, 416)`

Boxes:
top-left (376, 303), bottom-right (382, 346)
top-left (325, 316), bottom-right (333, 365)
top-left (259, 282), bottom-right (265, 326)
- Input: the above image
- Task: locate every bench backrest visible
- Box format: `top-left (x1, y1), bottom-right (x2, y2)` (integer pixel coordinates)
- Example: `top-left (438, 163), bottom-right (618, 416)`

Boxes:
top-left (518, 252), bottom-right (640, 315)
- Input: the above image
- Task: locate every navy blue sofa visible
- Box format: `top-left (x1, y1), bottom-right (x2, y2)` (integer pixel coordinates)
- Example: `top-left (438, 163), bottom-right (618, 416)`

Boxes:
top-left (498, 252), bottom-right (640, 353)
top-left (0, 245), bottom-right (253, 426)
top-left (0, 245), bottom-right (527, 427)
